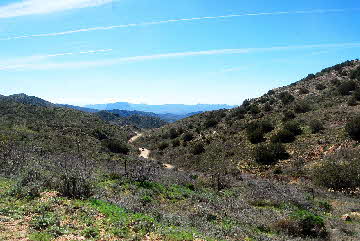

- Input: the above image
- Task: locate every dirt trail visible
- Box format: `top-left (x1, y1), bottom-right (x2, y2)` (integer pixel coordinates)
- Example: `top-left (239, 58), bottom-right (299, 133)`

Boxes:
top-left (128, 133), bottom-right (175, 169)
top-left (128, 132), bottom-right (143, 143)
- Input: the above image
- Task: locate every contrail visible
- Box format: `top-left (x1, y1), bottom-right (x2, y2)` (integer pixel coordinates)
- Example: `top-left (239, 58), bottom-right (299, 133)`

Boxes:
top-left (2, 42), bottom-right (360, 71)
top-left (0, 49), bottom-right (112, 70)
top-left (0, 8), bottom-right (357, 41)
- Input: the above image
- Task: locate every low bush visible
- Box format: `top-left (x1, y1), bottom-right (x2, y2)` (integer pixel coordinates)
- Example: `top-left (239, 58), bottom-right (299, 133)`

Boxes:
top-left (182, 132), bottom-right (194, 142)
top-left (263, 102), bottom-right (272, 112)
top-left (299, 88), bottom-right (309, 95)
top-left (282, 110), bottom-right (296, 122)
top-left (352, 88), bottom-right (360, 101)
top-left (348, 97), bottom-right (358, 106)
top-left (246, 120), bottom-right (274, 144)
top-left (294, 101), bottom-right (311, 114)
top-left (274, 210), bottom-right (327, 238)
top-left (309, 119), bottom-right (324, 133)
top-left (271, 129), bottom-right (296, 143)
top-left (254, 143), bottom-right (289, 165)
top-left (172, 139), bottom-right (180, 147)
top-left (279, 92), bottom-right (295, 105)
top-left (315, 83), bottom-right (326, 91)
top-left (204, 118), bottom-right (218, 129)
top-left (169, 128), bottom-right (180, 139)
top-left (312, 149), bottom-right (360, 192)
top-left (284, 121), bottom-right (302, 136)
top-left (191, 143), bottom-right (205, 155)
top-left (158, 142), bottom-right (169, 151)
top-left (346, 116), bottom-right (360, 141)
top-left (102, 139), bottom-right (130, 155)
top-left (338, 80), bottom-right (357, 95)
top-left (351, 66), bottom-right (360, 81)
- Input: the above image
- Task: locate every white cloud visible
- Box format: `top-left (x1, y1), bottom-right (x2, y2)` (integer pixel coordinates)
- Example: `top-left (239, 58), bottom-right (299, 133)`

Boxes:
top-left (0, 48), bottom-right (112, 70)
top-left (1, 8), bottom-right (358, 40)
top-left (0, 0), bottom-right (113, 18)
top-left (1, 42), bottom-right (360, 71)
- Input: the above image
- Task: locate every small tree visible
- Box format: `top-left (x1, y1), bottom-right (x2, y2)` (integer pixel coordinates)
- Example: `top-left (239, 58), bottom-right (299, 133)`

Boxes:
top-left (338, 80), bottom-right (357, 95)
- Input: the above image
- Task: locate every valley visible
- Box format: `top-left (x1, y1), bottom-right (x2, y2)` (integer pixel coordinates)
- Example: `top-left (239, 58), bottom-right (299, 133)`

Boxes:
top-left (1, 60), bottom-right (360, 240)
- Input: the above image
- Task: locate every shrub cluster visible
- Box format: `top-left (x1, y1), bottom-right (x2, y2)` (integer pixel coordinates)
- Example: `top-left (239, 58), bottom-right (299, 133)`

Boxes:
top-left (279, 92), bottom-right (295, 105)
top-left (298, 88), bottom-right (309, 95)
top-left (254, 143), bottom-right (289, 165)
top-left (246, 120), bottom-right (274, 144)
top-left (315, 83), bottom-right (326, 91)
top-left (309, 119), bottom-right (324, 133)
top-left (337, 80), bottom-right (357, 95)
top-left (312, 149), bottom-right (360, 192)
top-left (293, 100), bottom-right (311, 114)
top-left (351, 66), bottom-right (360, 81)
top-left (271, 121), bottom-right (302, 143)
top-left (102, 139), bottom-right (130, 155)
top-left (274, 210), bottom-right (327, 238)
top-left (346, 116), bottom-right (360, 141)
top-left (191, 143), bottom-right (205, 155)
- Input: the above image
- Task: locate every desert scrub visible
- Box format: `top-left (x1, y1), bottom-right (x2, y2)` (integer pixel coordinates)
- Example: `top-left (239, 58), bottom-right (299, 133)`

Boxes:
top-left (312, 149), bottom-right (360, 192)
top-left (273, 209), bottom-right (327, 238)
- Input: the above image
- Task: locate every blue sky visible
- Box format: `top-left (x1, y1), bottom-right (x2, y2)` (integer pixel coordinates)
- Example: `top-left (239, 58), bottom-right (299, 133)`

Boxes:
top-left (1, 0), bottom-right (360, 105)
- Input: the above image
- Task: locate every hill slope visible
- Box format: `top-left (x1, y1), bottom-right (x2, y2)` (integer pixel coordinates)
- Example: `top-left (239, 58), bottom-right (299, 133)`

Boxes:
top-left (137, 60), bottom-right (360, 175)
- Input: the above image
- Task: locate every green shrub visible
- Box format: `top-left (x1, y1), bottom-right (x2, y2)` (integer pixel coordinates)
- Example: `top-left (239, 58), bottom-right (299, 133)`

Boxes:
top-left (309, 119), bottom-right (324, 133)
top-left (246, 120), bottom-right (274, 144)
top-left (293, 101), bottom-right (311, 113)
top-left (191, 143), bottom-right (205, 155)
top-left (346, 116), bottom-right (360, 141)
top-left (30, 213), bottom-right (60, 231)
top-left (248, 104), bottom-right (261, 115)
top-left (263, 102), bottom-right (272, 112)
top-left (102, 139), bottom-right (130, 155)
top-left (351, 66), bottom-right (360, 81)
top-left (82, 227), bottom-right (100, 238)
top-left (312, 149), bottom-right (360, 192)
top-left (352, 88), bottom-right (360, 100)
top-left (348, 97), bottom-right (358, 106)
top-left (204, 118), bottom-right (218, 129)
top-left (254, 143), bottom-right (289, 165)
top-left (169, 128), bottom-right (179, 139)
top-left (338, 80), bottom-right (357, 95)
top-left (59, 174), bottom-right (93, 199)
top-left (274, 210), bottom-right (327, 238)
top-left (271, 129), bottom-right (296, 143)
top-left (284, 121), bottom-right (302, 136)
top-left (279, 92), bottom-right (295, 105)
top-left (247, 128), bottom-right (266, 144)
top-left (182, 132), bottom-right (194, 142)
top-left (282, 110), bottom-right (296, 122)
top-left (171, 139), bottom-right (180, 147)
top-left (299, 88), bottom-right (309, 95)
top-left (330, 78), bottom-right (341, 86)
top-left (158, 142), bottom-right (169, 151)
top-left (315, 83), bottom-right (326, 91)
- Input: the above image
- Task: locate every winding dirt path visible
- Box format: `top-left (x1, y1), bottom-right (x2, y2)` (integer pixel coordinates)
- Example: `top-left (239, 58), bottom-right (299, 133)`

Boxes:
top-left (128, 133), bottom-right (175, 169)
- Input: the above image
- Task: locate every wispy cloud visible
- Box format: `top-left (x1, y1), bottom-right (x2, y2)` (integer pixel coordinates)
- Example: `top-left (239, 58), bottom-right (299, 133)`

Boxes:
top-left (0, 48), bottom-right (112, 70)
top-left (0, 0), bottom-right (113, 19)
top-left (1, 8), bottom-right (358, 41)
top-left (1, 42), bottom-right (360, 71)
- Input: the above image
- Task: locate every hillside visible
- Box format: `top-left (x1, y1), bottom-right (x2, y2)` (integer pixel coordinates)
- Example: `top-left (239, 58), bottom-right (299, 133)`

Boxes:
top-left (137, 60), bottom-right (360, 176)
top-left (1, 61), bottom-right (360, 240)
top-left (96, 110), bottom-right (167, 129)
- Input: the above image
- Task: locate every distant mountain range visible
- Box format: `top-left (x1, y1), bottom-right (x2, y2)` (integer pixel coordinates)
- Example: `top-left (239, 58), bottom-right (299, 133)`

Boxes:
top-left (85, 102), bottom-right (235, 115)
top-left (0, 93), bottom-right (233, 126)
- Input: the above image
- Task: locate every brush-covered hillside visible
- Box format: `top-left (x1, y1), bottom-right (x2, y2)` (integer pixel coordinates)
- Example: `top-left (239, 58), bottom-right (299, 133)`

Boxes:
top-left (137, 60), bottom-right (360, 176)
top-left (2, 61), bottom-right (360, 241)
